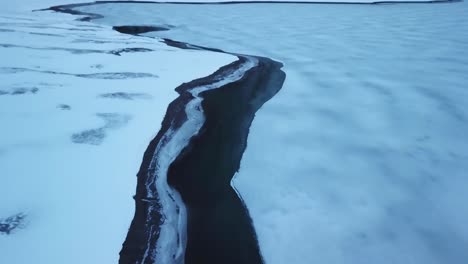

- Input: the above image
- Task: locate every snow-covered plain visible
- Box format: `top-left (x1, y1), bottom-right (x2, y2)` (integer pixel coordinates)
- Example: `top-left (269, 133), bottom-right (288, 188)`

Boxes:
top-left (3, 0), bottom-right (448, 13)
top-left (0, 4), bottom-right (236, 263)
top-left (75, 2), bottom-right (468, 264)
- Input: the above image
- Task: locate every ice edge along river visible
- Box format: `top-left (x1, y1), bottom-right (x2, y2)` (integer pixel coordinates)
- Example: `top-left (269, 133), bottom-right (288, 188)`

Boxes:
top-left (146, 57), bottom-right (257, 263)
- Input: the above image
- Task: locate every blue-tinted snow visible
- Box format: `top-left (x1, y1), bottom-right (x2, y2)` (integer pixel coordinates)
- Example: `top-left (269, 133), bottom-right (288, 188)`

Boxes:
top-left (77, 2), bottom-right (468, 264)
top-left (0, 7), bottom-right (235, 264)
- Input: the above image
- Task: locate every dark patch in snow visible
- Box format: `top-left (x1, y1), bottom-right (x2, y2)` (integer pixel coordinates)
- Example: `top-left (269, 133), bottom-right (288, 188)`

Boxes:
top-left (357, 232), bottom-right (369, 241)
top-left (0, 87), bottom-right (39, 95)
top-left (416, 85), bottom-right (467, 122)
top-left (99, 92), bottom-right (151, 100)
top-left (0, 43), bottom-right (105, 54)
top-left (38, 82), bottom-right (64, 88)
top-left (0, 67), bottom-right (27, 74)
top-left (43, 4), bottom-right (104, 21)
top-left (11, 87), bottom-right (39, 95)
top-left (0, 43), bottom-right (152, 56)
top-left (77, 72), bottom-right (158, 79)
top-left (0, 28), bottom-right (14, 33)
top-left (109, 47), bottom-right (153, 56)
top-left (72, 128), bottom-right (106, 145)
top-left (0, 67), bottom-right (158, 79)
top-left (77, 24), bottom-right (103, 29)
top-left (71, 113), bottom-right (131, 145)
top-left (0, 213), bottom-right (27, 235)
top-left (91, 64), bottom-right (104, 69)
top-left (72, 39), bottom-right (120, 44)
top-left (417, 228), bottom-right (468, 263)
top-left (113, 25), bottom-right (170, 35)
top-left (0, 16), bottom-right (35, 21)
top-left (57, 104), bottom-right (71, 110)
top-left (29, 32), bottom-right (64, 37)
top-left (362, 80), bottom-right (396, 103)
top-left (67, 27), bottom-right (98, 32)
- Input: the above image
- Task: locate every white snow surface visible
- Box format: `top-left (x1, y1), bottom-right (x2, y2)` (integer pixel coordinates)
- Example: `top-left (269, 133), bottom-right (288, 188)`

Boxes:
top-left (0, 6), bottom-right (235, 264)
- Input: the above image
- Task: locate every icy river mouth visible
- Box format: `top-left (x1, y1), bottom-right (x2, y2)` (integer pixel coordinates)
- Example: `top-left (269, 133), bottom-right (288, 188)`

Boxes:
top-left (50, 1), bottom-right (468, 264)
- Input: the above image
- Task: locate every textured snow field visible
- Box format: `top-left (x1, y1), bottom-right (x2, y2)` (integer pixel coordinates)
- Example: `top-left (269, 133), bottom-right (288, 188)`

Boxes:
top-left (3, 0), bottom-right (444, 13)
top-left (76, 2), bottom-right (468, 264)
top-left (0, 4), bottom-right (235, 263)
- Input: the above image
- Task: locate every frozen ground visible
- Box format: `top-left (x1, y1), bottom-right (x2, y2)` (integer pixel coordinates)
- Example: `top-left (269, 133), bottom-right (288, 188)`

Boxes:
top-left (75, 1), bottom-right (468, 264)
top-left (0, 3), bottom-right (235, 263)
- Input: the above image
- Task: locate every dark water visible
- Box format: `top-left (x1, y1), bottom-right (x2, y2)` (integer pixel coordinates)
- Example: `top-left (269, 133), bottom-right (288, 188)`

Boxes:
top-left (168, 58), bottom-right (285, 264)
